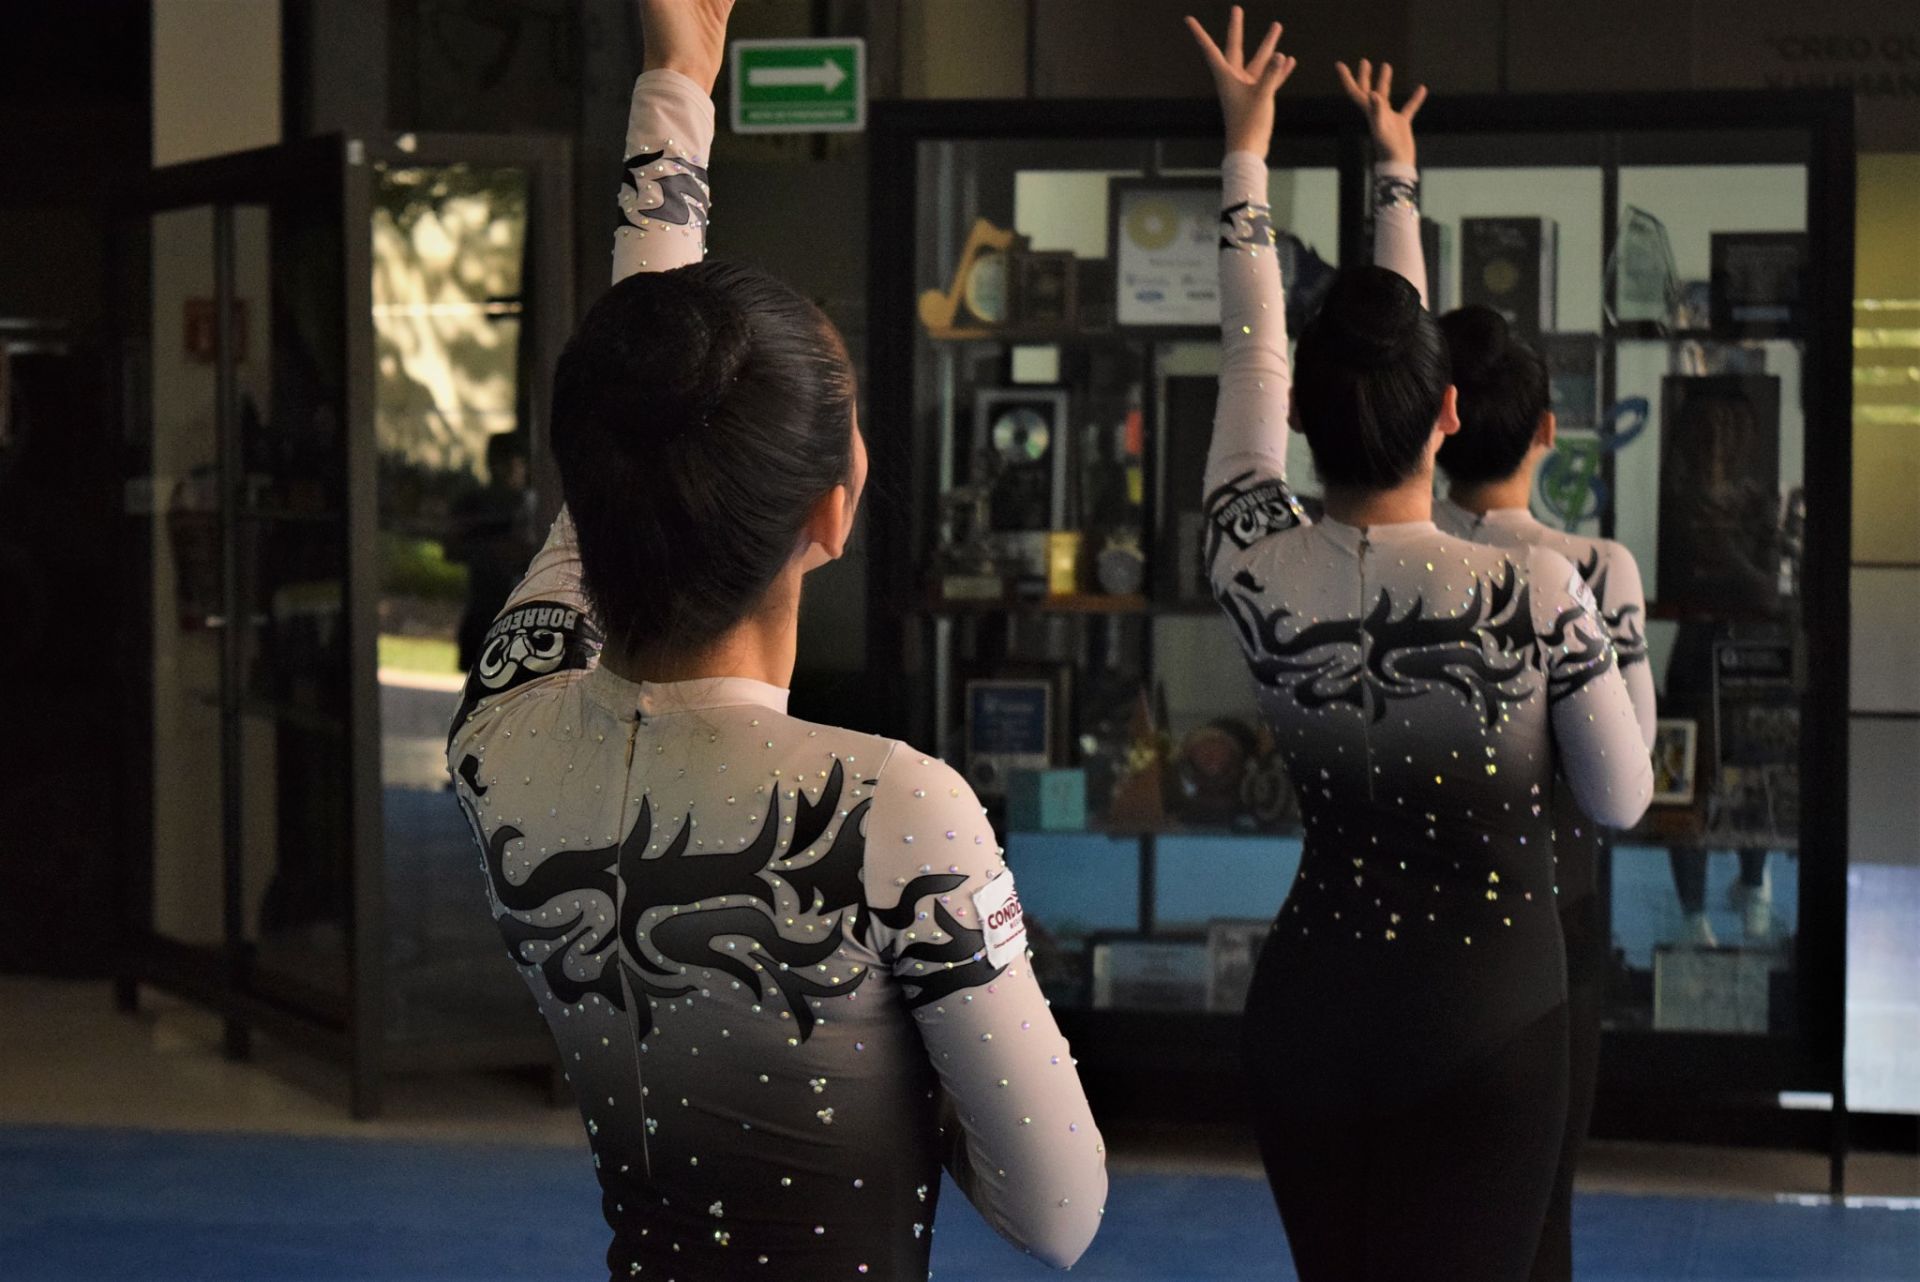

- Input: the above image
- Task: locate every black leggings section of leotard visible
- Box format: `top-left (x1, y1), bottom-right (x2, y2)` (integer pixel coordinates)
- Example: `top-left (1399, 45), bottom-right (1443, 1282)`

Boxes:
top-left (1530, 899), bottom-right (1603, 1282)
top-left (1246, 990), bottom-right (1569, 1282)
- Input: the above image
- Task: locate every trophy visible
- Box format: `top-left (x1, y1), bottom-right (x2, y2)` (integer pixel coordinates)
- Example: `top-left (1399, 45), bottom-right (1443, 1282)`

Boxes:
top-left (936, 447), bottom-right (1006, 601)
top-left (1609, 206), bottom-right (1680, 328)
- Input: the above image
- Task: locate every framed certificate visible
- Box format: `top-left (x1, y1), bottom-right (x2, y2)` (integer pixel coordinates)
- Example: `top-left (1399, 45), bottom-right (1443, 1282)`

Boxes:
top-left (1109, 179), bottom-right (1220, 330)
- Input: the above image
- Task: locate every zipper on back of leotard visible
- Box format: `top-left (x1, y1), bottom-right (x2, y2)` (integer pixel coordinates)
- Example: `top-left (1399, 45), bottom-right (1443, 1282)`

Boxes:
top-left (1358, 531), bottom-right (1377, 804)
top-left (615, 714), bottom-right (654, 1182)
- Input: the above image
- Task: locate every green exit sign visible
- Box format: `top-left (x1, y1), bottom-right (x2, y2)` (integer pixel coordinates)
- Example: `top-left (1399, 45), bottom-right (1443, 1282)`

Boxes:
top-left (730, 38), bottom-right (865, 134)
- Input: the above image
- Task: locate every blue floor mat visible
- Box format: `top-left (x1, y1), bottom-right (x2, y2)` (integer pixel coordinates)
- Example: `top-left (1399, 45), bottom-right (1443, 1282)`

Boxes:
top-left (1, 1127), bottom-right (1912, 1281)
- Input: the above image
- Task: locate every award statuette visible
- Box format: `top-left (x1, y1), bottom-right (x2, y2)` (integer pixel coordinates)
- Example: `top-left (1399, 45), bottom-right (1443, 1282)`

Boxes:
top-left (1609, 205), bottom-right (1679, 328)
top-left (935, 448), bottom-right (1006, 602)
top-left (919, 218), bottom-right (1023, 339)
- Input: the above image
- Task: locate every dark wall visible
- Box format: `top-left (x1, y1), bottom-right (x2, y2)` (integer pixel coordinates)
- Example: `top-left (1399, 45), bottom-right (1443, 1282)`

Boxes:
top-left (0, 1), bottom-right (151, 975)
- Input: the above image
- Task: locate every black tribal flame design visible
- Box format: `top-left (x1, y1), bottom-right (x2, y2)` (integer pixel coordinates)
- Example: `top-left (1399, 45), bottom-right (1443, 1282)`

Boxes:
top-left (617, 150), bottom-right (710, 231)
top-left (1538, 600), bottom-right (1619, 701)
top-left (1217, 561), bottom-right (1544, 727)
top-left (1219, 198), bottom-right (1276, 253)
top-left (462, 757), bottom-right (1001, 1041)
top-left (1576, 547), bottom-right (1649, 670)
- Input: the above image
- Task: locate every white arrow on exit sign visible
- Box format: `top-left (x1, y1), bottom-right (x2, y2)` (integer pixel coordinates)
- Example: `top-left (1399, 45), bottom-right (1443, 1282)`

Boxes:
top-left (745, 59), bottom-right (847, 93)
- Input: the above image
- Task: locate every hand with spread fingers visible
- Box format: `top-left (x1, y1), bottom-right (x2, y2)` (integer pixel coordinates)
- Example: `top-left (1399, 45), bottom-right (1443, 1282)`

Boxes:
top-left (1337, 57), bottom-right (1428, 167)
top-left (640, 0), bottom-right (735, 94)
top-left (1186, 6), bottom-right (1298, 156)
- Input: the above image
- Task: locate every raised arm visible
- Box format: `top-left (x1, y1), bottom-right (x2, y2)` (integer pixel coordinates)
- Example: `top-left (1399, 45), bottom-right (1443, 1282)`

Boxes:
top-left (448, 1), bottom-right (731, 743)
top-left (611, 0), bottom-right (727, 284)
top-left (1529, 546), bottom-right (1655, 828)
top-left (862, 751), bottom-right (1107, 1268)
top-left (1189, 8), bottom-right (1307, 585)
top-left (1338, 58), bottom-right (1428, 303)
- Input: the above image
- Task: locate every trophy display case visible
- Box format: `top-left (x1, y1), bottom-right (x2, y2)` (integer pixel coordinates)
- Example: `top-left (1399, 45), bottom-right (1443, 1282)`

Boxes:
top-left (868, 89), bottom-right (1854, 1161)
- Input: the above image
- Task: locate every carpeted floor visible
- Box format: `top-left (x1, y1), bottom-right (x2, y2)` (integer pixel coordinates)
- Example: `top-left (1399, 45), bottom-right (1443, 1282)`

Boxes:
top-left (1, 1126), bottom-right (1914, 1281)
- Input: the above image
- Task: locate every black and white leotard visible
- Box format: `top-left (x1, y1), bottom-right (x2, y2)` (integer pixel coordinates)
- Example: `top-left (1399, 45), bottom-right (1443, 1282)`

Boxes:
top-left (1205, 151), bottom-right (1653, 1054)
top-left (1205, 152), bottom-right (1654, 1280)
top-left (1432, 499), bottom-right (1658, 929)
top-left (446, 71), bottom-right (1106, 1282)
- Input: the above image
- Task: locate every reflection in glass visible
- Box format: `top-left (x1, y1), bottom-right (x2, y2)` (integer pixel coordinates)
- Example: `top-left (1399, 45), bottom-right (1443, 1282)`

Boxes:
top-left (233, 197), bottom-right (353, 1014)
top-left (149, 206), bottom-right (227, 953)
top-left (371, 163), bottom-right (538, 1043)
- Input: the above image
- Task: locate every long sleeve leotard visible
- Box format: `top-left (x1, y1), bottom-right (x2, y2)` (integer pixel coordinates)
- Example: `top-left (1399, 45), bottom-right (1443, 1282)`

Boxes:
top-left (1207, 150), bottom-right (1654, 1282)
top-left (1433, 498), bottom-right (1657, 954)
top-left (446, 70), bottom-right (1105, 1281)
top-left (1202, 150), bottom-right (1654, 1076)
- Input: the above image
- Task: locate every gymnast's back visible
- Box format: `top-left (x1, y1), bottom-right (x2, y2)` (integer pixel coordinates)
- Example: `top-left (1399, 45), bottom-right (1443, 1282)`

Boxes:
top-left (446, 15), bottom-right (1104, 1277)
top-left (1203, 146), bottom-right (1654, 1071)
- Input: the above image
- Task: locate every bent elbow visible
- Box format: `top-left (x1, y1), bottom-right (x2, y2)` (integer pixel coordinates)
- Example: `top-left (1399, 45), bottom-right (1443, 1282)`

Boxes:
top-left (1016, 1177), bottom-right (1107, 1269)
top-left (1584, 761), bottom-right (1653, 830)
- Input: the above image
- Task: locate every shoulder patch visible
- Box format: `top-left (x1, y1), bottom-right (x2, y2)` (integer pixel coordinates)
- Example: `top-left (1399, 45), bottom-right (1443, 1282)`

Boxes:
top-left (972, 871), bottom-right (1028, 968)
top-left (448, 599), bottom-right (602, 741)
top-left (1567, 566), bottom-right (1600, 616)
top-left (1204, 472), bottom-right (1305, 577)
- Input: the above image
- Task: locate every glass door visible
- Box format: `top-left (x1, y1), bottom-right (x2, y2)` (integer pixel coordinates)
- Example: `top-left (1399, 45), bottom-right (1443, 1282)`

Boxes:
top-left (122, 132), bottom-right (571, 1114)
top-left (124, 140), bottom-right (356, 1053)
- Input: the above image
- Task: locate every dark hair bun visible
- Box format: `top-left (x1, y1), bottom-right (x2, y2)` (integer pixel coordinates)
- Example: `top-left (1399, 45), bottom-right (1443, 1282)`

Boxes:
top-left (1435, 304), bottom-right (1551, 487)
top-left (552, 261), bottom-right (856, 655)
top-left (1438, 305), bottom-right (1512, 390)
top-left (592, 283), bottom-right (753, 454)
top-left (1314, 269), bottom-right (1425, 370)
top-left (1292, 265), bottom-right (1451, 490)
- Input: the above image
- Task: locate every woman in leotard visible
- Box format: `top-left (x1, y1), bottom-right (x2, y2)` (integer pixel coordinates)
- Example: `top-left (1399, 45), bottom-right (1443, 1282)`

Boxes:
top-left (1433, 305), bottom-right (1658, 1282)
top-left (1185, 10), bottom-right (1653, 1278)
top-left (446, 4), bottom-right (1106, 1277)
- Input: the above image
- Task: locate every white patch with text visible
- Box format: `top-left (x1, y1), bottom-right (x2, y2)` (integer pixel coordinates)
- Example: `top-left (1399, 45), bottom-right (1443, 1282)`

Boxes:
top-left (972, 872), bottom-right (1027, 969)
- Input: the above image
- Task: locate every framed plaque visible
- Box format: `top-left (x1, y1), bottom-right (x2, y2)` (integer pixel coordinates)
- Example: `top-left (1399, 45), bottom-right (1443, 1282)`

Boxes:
top-left (965, 678), bottom-right (1054, 797)
top-left (1651, 718), bottom-right (1699, 806)
top-left (1091, 935), bottom-right (1209, 1011)
top-left (1710, 232), bottom-right (1809, 338)
top-left (1460, 216), bottom-right (1557, 340)
top-left (1541, 332), bottom-right (1602, 433)
top-left (1710, 639), bottom-right (1800, 847)
top-left (1010, 250), bottom-right (1078, 331)
top-left (1110, 179), bottom-right (1220, 330)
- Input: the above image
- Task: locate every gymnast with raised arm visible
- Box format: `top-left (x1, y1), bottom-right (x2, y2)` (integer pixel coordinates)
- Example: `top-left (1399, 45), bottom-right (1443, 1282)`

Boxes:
top-left (1186, 8), bottom-right (1653, 1277)
top-left (448, 3), bottom-right (1106, 1276)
